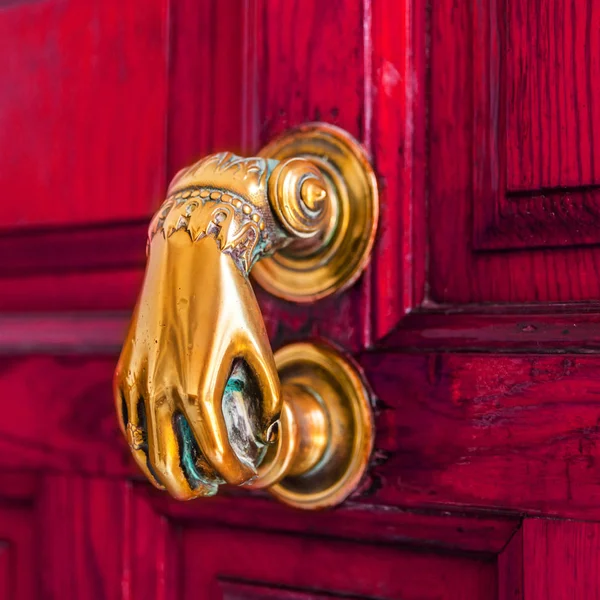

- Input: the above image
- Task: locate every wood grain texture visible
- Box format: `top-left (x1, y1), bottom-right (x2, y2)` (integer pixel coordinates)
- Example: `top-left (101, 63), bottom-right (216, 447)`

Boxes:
top-left (0, 470), bottom-right (519, 599)
top-left (0, 0), bottom-right (243, 310)
top-left (430, 0), bottom-right (600, 303)
top-left (4, 0), bottom-right (600, 595)
top-left (473, 0), bottom-right (600, 251)
top-left (0, 0), bottom-right (418, 348)
top-left (0, 0), bottom-right (168, 229)
top-left (506, 0), bottom-right (600, 192)
top-left (218, 581), bottom-right (362, 600)
top-left (522, 519), bottom-right (600, 599)
top-left (0, 313), bottom-right (128, 354)
top-left (167, 0), bottom-right (244, 180)
top-left (362, 352), bottom-right (600, 519)
top-left (10, 306), bottom-right (600, 356)
top-left (370, 0), bottom-right (427, 339)
top-left (0, 221), bottom-right (147, 277)
top-left (0, 269), bottom-right (144, 312)
top-left (39, 476), bottom-right (129, 599)
top-left (245, 0), bottom-right (374, 349)
top-left (0, 472), bottom-right (180, 600)
top-left (0, 356), bottom-right (132, 476)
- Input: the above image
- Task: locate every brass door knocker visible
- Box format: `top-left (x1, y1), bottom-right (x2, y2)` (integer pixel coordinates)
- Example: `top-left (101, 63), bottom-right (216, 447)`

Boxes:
top-left (115, 123), bottom-right (378, 509)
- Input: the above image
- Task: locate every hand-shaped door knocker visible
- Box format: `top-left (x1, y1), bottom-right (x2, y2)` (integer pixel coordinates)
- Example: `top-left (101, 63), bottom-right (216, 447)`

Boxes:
top-left (115, 123), bottom-right (378, 509)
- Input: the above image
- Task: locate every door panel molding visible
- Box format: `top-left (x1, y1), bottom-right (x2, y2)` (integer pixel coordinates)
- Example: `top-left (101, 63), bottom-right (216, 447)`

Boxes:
top-left (473, 0), bottom-right (600, 252)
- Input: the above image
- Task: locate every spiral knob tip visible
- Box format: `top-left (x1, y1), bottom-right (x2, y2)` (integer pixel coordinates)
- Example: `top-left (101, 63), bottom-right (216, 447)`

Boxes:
top-left (300, 178), bottom-right (327, 210)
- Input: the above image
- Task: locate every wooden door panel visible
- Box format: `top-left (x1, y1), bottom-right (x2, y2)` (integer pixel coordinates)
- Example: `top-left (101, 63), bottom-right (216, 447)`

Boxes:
top-left (0, 472), bottom-right (181, 600)
top-left (429, 0), bottom-right (600, 303)
top-left (0, 0), bottom-right (168, 229)
top-left (521, 519), bottom-right (600, 599)
top-left (504, 0), bottom-right (600, 193)
top-left (0, 355), bottom-right (130, 477)
top-left (10, 471), bottom-right (599, 600)
top-left (0, 0), bottom-right (243, 312)
top-left (364, 351), bottom-right (600, 519)
top-left (498, 518), bottom-right (600, 600)
top-left (243, 0), bottom-right (427, 346)
top-left (474, 0), bottom-right (600, 251)
top-left (0, 472), bottom-right (520, 599)
top-left (0, 0), bottom-right (418, 344)
top-left (371, 0), bottom-right (428, 339)
top-left (147, 488), bottom-right (520, 599)
top-left (3, 0), bottom-right (600, 597)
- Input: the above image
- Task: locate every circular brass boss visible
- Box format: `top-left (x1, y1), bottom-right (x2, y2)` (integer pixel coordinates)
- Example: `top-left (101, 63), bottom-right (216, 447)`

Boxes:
top-left (254, 341), bottom-right (374, 510)
top-left (254, 123), bottom-right (379, 302)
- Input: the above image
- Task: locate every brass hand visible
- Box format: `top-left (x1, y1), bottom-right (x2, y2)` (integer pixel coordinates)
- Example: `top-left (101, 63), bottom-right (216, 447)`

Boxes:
top-left (114, 151), bottom-right (328, 499)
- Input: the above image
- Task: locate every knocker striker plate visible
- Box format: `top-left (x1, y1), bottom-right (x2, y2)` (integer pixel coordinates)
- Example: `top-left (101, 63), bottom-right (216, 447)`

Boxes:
top-left (254, 342), bottom-right (374, 510)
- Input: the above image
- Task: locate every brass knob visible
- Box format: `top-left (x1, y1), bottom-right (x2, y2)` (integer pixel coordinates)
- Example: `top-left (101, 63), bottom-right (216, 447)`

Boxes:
top-left (114, 123), bottom-right (378, 509)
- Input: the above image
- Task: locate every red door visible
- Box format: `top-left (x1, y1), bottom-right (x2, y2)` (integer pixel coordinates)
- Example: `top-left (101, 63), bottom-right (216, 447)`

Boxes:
top-left (2, 0), bottom-right (600, 598)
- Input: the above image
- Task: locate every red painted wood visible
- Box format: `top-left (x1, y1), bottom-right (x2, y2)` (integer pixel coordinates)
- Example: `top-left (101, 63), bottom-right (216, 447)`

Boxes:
top-left (0, 472), bottom-right (181, 600)
top-left (0, 543), bottom-right (8, 600)
top-left (39, 476), bottom-right (129, 599)
top-left (0, 500), bottom-right (36, 600)
top-left (127, 480), bottom-right (180, 600)
top-left (0, 0), bottom-right (244, 312)
top-left (218, 581), bottom-right (358, 600)
top-left (0, 270), bottom-right (144, 312)
top-left (8, 348), bottom-right (600, 523)
top-left (381, 307), bottom-right (600, 353)
top-left (148, 487), bottom-right (519, 554)
top-left (11, 304), bottom-right (600, 356)
top-left (370, 0), bottom-right (427, 339)
top-left (167, 0), bottom-right (244, 180)
top-left (0, 314), bottom-right (128, 354)
top-left (246, 0), bottom-right (374, 350)
top-left (430, 0), bottom-right (600, 303)
top-left (0, 221), bottom-right (147, 278)
top-left (0, 0), bottom-right (168, 229)
top-left (473, 0), bottom-right (600, 252)
top-left (182, 526), bottom-right (497, 599)
top-left (506, 0), bottom-right (600, 192)
top-left (0, 470), bottom-right (520, 599)
top-left (0, 356), bottom-right (132, 476)
top-left (0, 473), bottom-right (37, 599)
top-left (3, 0), bottom-right (600, 596)
top-left (522, 519), bottom-right (600, 599)
top-left (362, 352), bottom-right (600, 519)
top-left (498, 528), bottom-right (524, 600)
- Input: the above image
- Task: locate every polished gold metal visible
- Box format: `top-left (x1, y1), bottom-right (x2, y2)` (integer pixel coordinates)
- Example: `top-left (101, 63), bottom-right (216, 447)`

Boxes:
top-left (114, 123), bottom-right (377, 507)
top-left (254, 122), bottom-right (379, 302)
top-left (254, 342), bottom-right (374, 510)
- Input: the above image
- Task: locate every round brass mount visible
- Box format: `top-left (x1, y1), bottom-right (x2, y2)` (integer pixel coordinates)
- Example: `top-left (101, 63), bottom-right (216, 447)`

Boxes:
top-left (253, 122), bottom-right (379, 302)
top-left (252, 341), bottom-right (374, 510)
